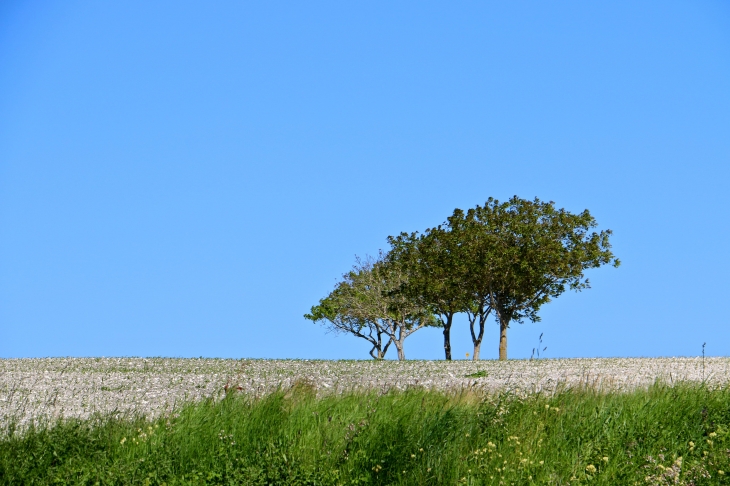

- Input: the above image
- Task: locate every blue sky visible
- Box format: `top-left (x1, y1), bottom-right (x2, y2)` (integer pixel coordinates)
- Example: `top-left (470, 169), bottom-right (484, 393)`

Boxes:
top-left (1, 1), bottom-right (729, 360)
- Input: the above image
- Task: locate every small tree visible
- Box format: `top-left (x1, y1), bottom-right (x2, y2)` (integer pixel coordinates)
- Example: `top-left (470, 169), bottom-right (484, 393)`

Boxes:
top-left (461, 196), bottom-right (619, 360)
top-left (305, 252), bottom-right (436, 360)
top-left (304, 277), bottom-right (392, 359)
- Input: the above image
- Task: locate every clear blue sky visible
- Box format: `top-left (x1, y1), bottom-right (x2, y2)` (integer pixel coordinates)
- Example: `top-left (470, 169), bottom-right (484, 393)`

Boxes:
top-left (2, 1), bottom-right (729, 360)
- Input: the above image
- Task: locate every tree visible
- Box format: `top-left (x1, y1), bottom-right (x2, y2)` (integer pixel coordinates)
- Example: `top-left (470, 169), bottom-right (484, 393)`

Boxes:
top-left (457, 196), bottom-right (619, 360)
top-left (305, 252), bottom-right (436, 360)
top-left (304, 275), bottom-right (392, 359)
top-left (445, 211), bottom-right (495, 361)
top-left (388, 224), bottom-right (471, 361)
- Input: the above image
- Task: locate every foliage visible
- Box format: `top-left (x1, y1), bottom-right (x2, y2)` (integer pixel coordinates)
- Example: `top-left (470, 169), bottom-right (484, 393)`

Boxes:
top-left (387, 226), bottom-right (471, 361)
top-left (456, 196), bottom-right (619, 360)
top-left (388, 196), bottom-right (619, 361)
top-left (309, 195), bottom-right (617, 361)
top-left (305, 252), bottom-right (437, 360)
top-left (3, 384), bottom-right (730, 485)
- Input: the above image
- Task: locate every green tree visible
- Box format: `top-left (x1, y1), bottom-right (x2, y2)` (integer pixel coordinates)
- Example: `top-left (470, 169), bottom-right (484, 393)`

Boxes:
top-left (304, 273), bottom-right (392, 359)
top-left (305, 252), bottom-right (436, 360)
top-left (457, 196), bottom-right (619, 360)
top-left (387, 225), bottom-right (470, 361)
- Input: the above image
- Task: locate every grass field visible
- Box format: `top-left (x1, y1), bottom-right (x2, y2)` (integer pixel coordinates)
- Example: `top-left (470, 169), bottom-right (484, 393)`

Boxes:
top-left (3, 381), bottom-right (730, 484)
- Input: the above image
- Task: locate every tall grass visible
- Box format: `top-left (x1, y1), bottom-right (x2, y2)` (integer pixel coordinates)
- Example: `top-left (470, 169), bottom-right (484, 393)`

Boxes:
top-left (2, 382), bottom-right (730, 485)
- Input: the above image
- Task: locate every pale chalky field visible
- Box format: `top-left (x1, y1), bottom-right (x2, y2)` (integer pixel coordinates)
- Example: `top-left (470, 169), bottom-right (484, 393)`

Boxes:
top-left (2, 357), bottom-right (729, 430)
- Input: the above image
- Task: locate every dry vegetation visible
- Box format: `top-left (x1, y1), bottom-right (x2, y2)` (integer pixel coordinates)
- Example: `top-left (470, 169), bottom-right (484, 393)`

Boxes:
top-left (2, 357), bottom-right (730, 430)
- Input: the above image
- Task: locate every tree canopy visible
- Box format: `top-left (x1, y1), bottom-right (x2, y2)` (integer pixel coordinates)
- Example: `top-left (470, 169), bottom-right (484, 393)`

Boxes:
top-left (452, 196), bottom-right (619, 360)
top-left (306, 196), bottom-right (619, 361)
top-left (304, 252), bottom-right (437, 360)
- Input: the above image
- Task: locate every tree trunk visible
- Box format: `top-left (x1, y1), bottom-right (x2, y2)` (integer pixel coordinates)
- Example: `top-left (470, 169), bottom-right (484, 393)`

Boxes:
top-left (442, 313), bottom-right (454, 361)
top-left (499, 318), bottom-right (509, 361)
top-left (392, 326), bottom-right (405, 361)
top-left (469, 319), bottom-right (482, 360)
top-left (382, 339), bottom-right (392, 359)
top-left (370, 338), bottom-right (392, 359)
top-left (396, 342), bottom-right (405, 360)
top-left (470, 308), bottom-right (489, 361)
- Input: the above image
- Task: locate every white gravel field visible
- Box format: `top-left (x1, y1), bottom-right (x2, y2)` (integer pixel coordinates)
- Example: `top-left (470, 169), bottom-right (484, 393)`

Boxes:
top-left (1, 357), bottom-right (729, 430)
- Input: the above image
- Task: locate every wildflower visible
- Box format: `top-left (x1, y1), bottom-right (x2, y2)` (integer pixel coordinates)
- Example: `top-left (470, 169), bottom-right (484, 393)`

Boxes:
top-left (419, 448), bottom-right (424, 452)
top-left (602, 456), bottom-right (609, 462)
top-left (585, 464), bottom-right (597, 474)
top-left (528, 476), bottom-right (532, 480)
top-left (552, 407), bottom-right (560, 412)
top-left (689, 441), bottom-right (695, 450)
top-left (539, 460), bottom-right (544, 465)
top-left (720, 471), bottom-right (725, 475)
top-left (709, 432), bottom-right (717, 438)
top-left (707, 440), bottom-right (714, 446)
top-left (465, 433), bottom-right (470, 437)
top-left (427, 468), bottom-right (431, 472)
top-left (120, 437), bottom-right (126, 445)
top-left (487, 441), bottom-right (497, 449)
top-left (411, 454), bottom-right (416, 458)
top-left (545, 405), bottom-right (550, 410)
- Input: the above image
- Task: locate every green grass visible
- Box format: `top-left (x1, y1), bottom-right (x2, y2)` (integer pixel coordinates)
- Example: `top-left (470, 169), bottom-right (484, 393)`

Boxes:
top-left (3, 382), bottom-right (730, 485)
